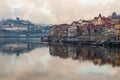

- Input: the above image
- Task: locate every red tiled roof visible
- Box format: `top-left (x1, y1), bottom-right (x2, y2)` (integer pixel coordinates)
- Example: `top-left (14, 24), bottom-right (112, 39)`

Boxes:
top-left (94, 16), bottom-right (111, 22)
top-left (101, 17), bottom-right (111, 22)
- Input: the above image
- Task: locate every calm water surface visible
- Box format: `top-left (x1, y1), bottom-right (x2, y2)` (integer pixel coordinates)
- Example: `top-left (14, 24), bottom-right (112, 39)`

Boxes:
top-left (0, 38), bottom-right (120, 80)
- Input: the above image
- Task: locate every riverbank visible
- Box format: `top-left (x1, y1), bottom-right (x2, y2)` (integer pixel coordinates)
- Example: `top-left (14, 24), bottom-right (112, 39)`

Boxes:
top-left (48, 37), bottom-right (120, 47)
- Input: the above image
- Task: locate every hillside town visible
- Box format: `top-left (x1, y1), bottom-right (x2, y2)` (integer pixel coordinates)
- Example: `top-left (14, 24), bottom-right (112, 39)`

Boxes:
top-left (0, 17), bottom-right (50, 37)
top-left (49, 12), bottom-right (120, 46)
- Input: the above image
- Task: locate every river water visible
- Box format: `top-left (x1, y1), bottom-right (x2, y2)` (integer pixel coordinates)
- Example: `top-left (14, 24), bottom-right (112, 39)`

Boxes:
top-left (0, 38), bottom-right (120, 80)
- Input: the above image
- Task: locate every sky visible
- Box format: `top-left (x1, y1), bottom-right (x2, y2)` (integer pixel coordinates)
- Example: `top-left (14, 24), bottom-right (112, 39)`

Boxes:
top-left (0, 0), bottom-right (120, 24)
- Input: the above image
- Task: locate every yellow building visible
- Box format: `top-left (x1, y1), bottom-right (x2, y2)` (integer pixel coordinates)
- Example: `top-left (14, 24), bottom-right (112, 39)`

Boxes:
top-left (115, 23), bottom-right (120, 36)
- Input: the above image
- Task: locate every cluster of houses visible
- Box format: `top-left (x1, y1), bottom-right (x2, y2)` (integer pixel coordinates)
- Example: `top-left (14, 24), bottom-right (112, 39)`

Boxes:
top-left (0, 18), bottom-right (50, 37)
top-left (0, 17), bottom-right (33, 31)
top-left (49, 12), bottom-right (120, 44)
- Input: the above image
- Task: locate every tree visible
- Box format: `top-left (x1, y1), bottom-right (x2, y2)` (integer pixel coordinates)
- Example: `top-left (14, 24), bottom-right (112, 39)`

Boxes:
top-left (16, 17), bottom-right (20, 21)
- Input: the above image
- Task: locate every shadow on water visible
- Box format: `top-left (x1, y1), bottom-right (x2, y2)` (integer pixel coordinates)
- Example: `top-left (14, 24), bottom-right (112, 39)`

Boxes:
top-left (49, 42), bottom-right (120, 67)
top-left (0, 38), bottom-right (48, 56)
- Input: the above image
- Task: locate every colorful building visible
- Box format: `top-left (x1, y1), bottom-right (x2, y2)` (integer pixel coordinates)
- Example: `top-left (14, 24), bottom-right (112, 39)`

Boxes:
top-left (114, 23), bottom-right (120, 39)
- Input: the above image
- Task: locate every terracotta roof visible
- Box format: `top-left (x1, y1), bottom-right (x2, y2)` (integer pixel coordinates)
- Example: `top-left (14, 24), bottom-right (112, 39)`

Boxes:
top-left (101, 17), bottom-right (111, 22)
top-left (94, 16), bottom-right (111, 22)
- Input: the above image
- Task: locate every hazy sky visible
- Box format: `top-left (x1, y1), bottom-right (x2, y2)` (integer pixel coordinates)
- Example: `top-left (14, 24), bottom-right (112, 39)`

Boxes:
top-left (0, 0), bottom-right (120, 24)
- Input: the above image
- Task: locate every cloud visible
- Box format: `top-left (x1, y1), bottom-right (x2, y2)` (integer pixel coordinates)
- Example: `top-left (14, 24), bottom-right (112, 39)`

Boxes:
top-left (0, 0), bottom-right (120, 24)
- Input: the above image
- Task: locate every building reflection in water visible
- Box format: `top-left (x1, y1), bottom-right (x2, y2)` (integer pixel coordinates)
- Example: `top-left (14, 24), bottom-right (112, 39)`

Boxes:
top-left (49, 43), bottom-right (120, 67)
top-left (0, 38), bottom-right (48, 56)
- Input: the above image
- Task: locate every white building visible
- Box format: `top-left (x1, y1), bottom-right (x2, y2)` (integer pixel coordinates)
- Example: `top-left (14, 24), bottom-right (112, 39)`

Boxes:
top-left (68, 26), bottom-right (77, 37)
